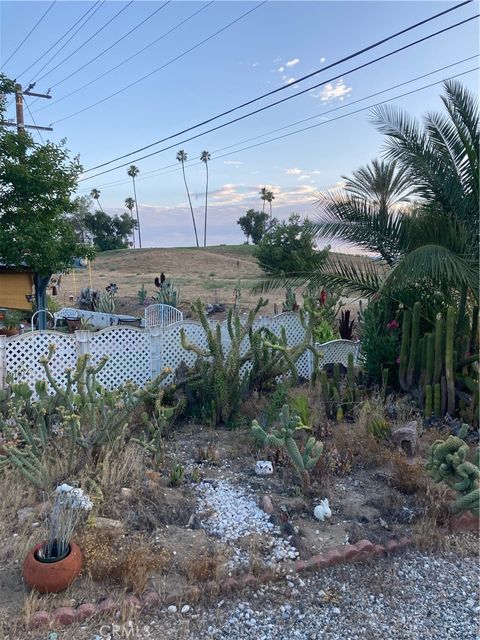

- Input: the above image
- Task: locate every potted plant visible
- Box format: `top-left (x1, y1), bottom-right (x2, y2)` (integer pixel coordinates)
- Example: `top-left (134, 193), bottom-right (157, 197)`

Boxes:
top-left (1, 310), bottom-right (23, 336)
top-left (23, 484), bottom-right (92, 593)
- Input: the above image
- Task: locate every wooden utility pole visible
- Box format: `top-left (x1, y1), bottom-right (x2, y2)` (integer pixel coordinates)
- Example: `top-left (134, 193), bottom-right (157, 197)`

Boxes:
top-left (5, 83), bottom-right (53, 133)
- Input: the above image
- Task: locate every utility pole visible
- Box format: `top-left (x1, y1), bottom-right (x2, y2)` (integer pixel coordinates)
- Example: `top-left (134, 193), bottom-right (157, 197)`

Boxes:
top-left (5, 83), bottom-right (53, 133)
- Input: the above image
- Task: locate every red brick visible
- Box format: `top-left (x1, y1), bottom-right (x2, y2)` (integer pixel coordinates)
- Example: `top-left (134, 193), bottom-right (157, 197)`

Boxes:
top-left (450, 512), bottom-right (480, 532)
top-left (184, 585), bottom-right (201, 601)
top-left (242, 574), bottom-right (259, 587)
top-left (165, 591), bottom-right (181, 604)
top-left (143, 591), bottom-right (161, 606)
top-left (28, 611), bottom-right (51, 629)
top-left (373, 545), bottom-right (386, 557)
top-left (354, 539), bottom-right (375, 554)
top-left (343, 545), bottom-right (360, 562)
top-left (124, 595), bottom-right (142, 609)
top-left (295, 559), bottom-right (307, 573)
top-left (323, 549), bottom-right (343, 567)
top-left (74, 603), bottom-right (96, 622)
top-left (384, 540), bottom-right (398, 554)
top-left (97, 598), bottom-right (118, 614)
top-left (204, 581), bottom-right (219, 596)
top-left (398, 536), bottom-right (412, 549)
top-left (53, 607), bottom-right (76, 626)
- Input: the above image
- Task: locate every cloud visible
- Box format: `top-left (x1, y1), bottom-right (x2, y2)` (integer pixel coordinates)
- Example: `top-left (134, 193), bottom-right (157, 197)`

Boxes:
top-left (320, 57), bottom-right (326, 63)
top-left (224, 160), bottom-right (243, 166)
top-left (319, 79), bottom-right (352, 102)
top-left (285, 77), bottom-right (296, 85)
top-left (298, 175), bottom-right (312, 181)
top-left (286, 57), bottom-right (300, 67)
top-left (285, 167), bottom-right (302, 175)
top-left (277, 65), bottom-right (285, 72)
top-left (252, 62), bottom-right (259, 67)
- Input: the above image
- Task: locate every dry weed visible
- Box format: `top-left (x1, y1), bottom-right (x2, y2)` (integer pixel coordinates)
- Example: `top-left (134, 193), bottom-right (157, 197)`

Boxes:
top-left (389, 451), bottom-right (425, 495)
top-left (333, 422), bottom-right (389, 469)
top-left (186, 546), bottom-right (227, 583)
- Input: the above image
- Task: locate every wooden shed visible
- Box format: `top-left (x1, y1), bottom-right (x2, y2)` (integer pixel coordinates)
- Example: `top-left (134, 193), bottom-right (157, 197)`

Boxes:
top-left (0, 265), bottom-right (34, 311)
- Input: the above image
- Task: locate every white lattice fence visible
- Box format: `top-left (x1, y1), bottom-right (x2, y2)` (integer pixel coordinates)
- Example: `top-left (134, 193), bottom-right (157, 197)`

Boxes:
top-left (3, 331), bottom-right (77, 392)
top-left (89, 327), bottom-right (150, 389)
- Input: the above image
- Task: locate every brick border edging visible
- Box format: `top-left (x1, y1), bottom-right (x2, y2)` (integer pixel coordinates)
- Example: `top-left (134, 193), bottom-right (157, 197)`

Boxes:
top-left (27, 536), bottom-right (413, 630)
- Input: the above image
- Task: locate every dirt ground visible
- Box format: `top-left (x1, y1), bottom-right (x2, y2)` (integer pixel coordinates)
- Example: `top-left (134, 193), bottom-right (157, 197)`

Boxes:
top-left (57, 246), bottom-right (364, 318)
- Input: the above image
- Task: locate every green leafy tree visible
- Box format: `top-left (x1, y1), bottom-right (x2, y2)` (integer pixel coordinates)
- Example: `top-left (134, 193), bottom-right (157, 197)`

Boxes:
top-left (255, 213), bottom-right (329, 277)
top-left (237, 209), bottom-right (270, 245)
top-left (176, 149), bottom-right (199, 247)
top-left (82, 210), bottom-right (137, 252)
top-left (0, 73), bottom-right (91, 324)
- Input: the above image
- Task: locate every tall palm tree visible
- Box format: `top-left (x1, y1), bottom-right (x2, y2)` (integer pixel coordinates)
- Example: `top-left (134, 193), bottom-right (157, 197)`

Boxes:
top-left (201, 150), bottom-right (211, 247)
top-left (127, 165), bottom-right (142, 248)
top-left (176, 149), bottom-right (199, 247)
top-left (125, 197), bottom-right (136, 248)
top-left (90, 188), bottom-right (103, 212)
top-left (259, 187), bottom-right (268, 213)
top-left (266, 190), bottom-right (275, 218)
top-left (272, 81), bottom-right (478, 308)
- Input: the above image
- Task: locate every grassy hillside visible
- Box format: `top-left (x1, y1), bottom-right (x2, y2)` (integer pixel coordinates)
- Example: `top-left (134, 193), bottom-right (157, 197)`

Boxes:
top-left (60, 245), bottom-right (364, 316)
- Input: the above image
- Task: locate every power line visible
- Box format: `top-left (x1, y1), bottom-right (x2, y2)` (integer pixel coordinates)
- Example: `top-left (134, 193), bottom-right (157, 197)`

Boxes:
top-left (79, 13), bottom-right (479, 182)
top-left (47, 1), bottom-right (172, 92)
top-left (79, 1), bottom-right (475, 175)
top-left (51, 0), bottom-right (269, 125)
top-left (78, 57), bottom-right (477, 193)
top-left (33, 1), bottom-right (215, 114)
top-left (33, 1), bottom-right (134, 86)
top-left (14, 1), bottom-right (104, 80)
top-left (24, 97), bottom-right (45, 144)
top-left (2, 1), bottom-right (57, 67)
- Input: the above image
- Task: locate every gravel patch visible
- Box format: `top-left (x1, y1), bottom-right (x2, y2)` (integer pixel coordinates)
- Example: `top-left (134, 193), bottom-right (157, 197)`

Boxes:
top-left (196, 479), bottom-right (298, 567)
top-left (138, 549), bottom-right (479, 640)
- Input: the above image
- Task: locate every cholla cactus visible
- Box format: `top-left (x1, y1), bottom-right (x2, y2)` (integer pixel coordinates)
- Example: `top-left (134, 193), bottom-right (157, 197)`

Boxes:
top-left (427, 425), bottom-right (479, 516)
top-left (252, 404), bottom-right (323, 491)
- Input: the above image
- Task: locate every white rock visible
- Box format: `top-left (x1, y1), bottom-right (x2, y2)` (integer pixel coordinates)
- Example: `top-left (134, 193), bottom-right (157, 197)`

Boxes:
top-left (314, 499), bottom-right (331, 522)
top-left (167, 605), bottom-right (177, 614)
top-left (181, 605), bottom-right (190, 614)
top-left (255, 461), bottom-right (273, 476)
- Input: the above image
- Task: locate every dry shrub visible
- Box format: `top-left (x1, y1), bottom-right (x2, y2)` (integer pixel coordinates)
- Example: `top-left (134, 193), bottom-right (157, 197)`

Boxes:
top-left (79, 529), bottom-right (169, 594)
top-left (187, 547), bottom-right (227, 583)
top-left (95, 443), bottom-right (145, 501)
top-left (333, 422), bottom-right (389, 469)
top-left (389, 451), bottom-right (425, 495)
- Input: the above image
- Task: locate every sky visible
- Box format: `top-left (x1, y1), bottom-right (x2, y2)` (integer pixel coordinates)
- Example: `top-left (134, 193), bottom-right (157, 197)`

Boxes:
top-left (1, 0), bottom-right (478, 248)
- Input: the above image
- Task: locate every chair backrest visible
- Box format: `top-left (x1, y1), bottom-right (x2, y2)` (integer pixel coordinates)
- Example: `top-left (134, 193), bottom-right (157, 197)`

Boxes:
top-left (144, 304), bottom-right (183, 329)
top-left (315, 339), bottom-right (361, 368)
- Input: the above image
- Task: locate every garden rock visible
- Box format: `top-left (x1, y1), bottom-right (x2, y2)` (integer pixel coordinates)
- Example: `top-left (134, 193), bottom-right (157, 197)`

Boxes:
top-left (17, 507), bottom-right (34, 524)
top-left (255, 461), bottom-right (273, 476)
top-left (260, 495), bottom-right (274, 515)
top-left (392, 421), bottom-right (418, 456)
top-left (93, 517), bottom-right (124, 533)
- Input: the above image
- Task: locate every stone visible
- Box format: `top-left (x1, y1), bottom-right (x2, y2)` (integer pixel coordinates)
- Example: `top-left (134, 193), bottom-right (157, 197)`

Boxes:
top-left (92, 517), bottom-right (124, 533)
top-left (255, 460), bottom-right (273, 476)
top-left (97, 598), bottom-right (117, 614)
top-left (121, 487), bottom-right (133, 498)
top-left (181, 605), bottom-right (191, 614)
top-left (167, 605), bottom-right (177, 614)
top-left (17, 507), bottom-right (34, 524)
top-left (28, 611), bottom-right (50, 629)
top-left (53, 607), bottom-right (76, 626)
top-left (260, 495), bottom-right (274, 515)
top-left (391, 421), bottom-right (418, 457)
top-left (124, 595), bottom-right (142, 609)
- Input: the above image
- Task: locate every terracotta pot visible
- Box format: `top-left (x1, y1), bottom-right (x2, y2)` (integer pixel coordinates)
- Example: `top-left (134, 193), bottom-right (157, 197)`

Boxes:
top-left (23, 542), bottom-right (82, 593)
top-left (1, 328), bottom-right (20, 337)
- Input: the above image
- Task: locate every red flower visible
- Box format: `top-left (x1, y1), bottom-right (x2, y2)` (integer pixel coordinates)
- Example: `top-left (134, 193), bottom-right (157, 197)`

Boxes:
top-left (387, 320), bottom-right (399, 330)
top-left (319, 290), bottom-right (327, 305)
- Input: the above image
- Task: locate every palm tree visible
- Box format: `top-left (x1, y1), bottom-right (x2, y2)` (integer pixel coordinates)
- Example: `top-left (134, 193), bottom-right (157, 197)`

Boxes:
top-left (201, 150), bottom-right (211, 247)
top-left (125, 197), bottom-right (136, 248)
top-left (90, 188), bottom-right (103, 212)
top-left (259, 187), bottom-right (268, 213)
top-left (273, 81), bottom-right (478, 309)
top-left (176, 149), bottom-right (199, 247)
top-left (127, 165), bottom-right (142, 248)
top-left (266, 190), bottom-right (275, 218)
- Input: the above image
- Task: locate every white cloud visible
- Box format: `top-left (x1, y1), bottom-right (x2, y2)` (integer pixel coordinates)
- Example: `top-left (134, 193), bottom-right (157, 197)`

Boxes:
top-left (277, 65), bottom-right (285, 72)
top-left (224, 160), bottom-right (243, 166)
top-left (252, 62), bottom-right (259, 67)
top-left (298, 175), bottom-right (311, 181)
top-left (316, 79), bottom-right (352, 102)
top-left (286, 168), bottom-right (302, 175)
top-left (320, 57), bottom-right (326, 63)
top-left (286, 57), bottom-right (300, 67)
top-left (285, 77), bottom-right (296, 85)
